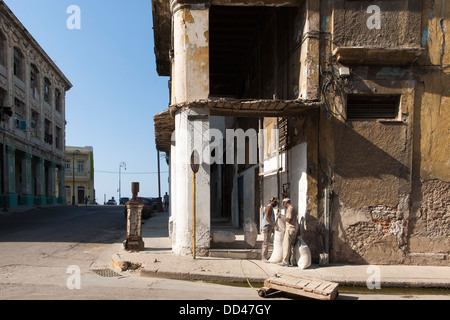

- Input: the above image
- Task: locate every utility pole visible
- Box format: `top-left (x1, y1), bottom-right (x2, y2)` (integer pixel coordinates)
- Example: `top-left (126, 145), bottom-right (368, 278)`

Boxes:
top-left (119, 162), bottom-right (126, 202)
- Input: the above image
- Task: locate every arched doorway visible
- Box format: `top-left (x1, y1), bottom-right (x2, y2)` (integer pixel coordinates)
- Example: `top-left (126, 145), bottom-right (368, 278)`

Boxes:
top-left (77, 186), bottom-right (85, 204)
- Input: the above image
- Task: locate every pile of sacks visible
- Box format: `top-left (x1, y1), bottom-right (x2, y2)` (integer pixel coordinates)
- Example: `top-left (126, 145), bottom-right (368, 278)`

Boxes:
top-left (268, 215), bottom-right (311, 269)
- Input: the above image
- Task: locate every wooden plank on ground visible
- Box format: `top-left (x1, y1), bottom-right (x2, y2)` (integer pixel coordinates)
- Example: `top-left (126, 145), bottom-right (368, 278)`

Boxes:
top-left (262, 274), bottom-right (339, 300)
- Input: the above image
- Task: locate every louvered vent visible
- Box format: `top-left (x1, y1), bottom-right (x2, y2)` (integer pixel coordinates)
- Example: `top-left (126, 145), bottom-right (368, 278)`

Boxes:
top-left (278, 117), bottom-right (288, 152)
top-left (347, 95), bottom-right (400, 120)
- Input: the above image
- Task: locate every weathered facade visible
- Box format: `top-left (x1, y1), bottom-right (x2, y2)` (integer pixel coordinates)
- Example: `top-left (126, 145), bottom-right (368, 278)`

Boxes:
top-left (64, 146), bottom-right (95, 205)
top-left (0, 2), bottom-right (72, 208)
top-left (152, 0), bottom-right (449, 265)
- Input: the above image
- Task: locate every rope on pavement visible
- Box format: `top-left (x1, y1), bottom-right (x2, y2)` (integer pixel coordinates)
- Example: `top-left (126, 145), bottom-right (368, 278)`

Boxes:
top-left (240, 259), bottom-right (280, 296)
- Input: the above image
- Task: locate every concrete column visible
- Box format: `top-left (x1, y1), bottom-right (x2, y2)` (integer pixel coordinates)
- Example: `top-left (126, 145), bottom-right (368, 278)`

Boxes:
top-left (57, 165), bottom-right (66, 204)
top-left (4, 145), bottom-right (17, 208)
top-left (47, 162), bottom-right (57, 205)
top-left (34, 157), bottom-right (46, 205)
top-left (173, 108), bottom-right (210, 256)
top-left (20, 152), bottom-right (34, 206)
top-left (299, 0), bottom-right (320, 100)
top-left (170, 1), bottom-right (211, 256)
top-left (169, 143), bottom-right (177, 248)
top-left (171, 1), bottom-right (210, 104)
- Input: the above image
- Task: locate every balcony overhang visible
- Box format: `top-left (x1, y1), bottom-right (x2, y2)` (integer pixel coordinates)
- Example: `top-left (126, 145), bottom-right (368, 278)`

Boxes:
top-left (333, 47), bottom-right (425, 66)
top-left (154, 98), bottom-right (320, 153)
top-left (210, 0), bottom-right (301, 6)
top-left (152, 0), bottom-right (172, 76)
top-left (154, 109), bottom-right (175, 155)
top-left (170, 98), bottom-right (320, 117)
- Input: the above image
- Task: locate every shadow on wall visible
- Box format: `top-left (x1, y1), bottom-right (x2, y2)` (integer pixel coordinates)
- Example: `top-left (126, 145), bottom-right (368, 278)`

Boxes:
top-left (322, 117), bottom-right (412, 264)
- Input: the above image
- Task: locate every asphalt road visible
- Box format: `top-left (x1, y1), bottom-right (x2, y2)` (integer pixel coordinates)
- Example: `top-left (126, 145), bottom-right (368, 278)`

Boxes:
top-left (0, 205), bottom-right (448, 305)
top-left (0, 205), bottom-right (262, 301)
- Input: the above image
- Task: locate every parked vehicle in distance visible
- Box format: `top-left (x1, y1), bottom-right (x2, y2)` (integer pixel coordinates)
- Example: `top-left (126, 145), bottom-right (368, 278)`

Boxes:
top-left (123, 197), bottom-right (153, 219)
top-left (106, 199), bottom-right (117, 205)
top-left (119, 197), bottom-right (130, 205)
top-left (150, 197), bottom-right (159, 211)
top-left (139, 197), bottom-right (153, 219)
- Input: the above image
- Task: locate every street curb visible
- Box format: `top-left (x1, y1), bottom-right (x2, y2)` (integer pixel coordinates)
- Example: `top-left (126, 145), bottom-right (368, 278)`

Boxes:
top-left (113, 254), bottom-right (450, 289)
top-left (139, 268), bottom-right (267, 284)
top-left (138, 268), bottom-right (450, 288)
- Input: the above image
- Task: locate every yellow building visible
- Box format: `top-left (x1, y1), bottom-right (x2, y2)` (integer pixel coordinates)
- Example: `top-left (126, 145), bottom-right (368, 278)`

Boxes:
top-left (64, 146), bottom-right (94, 205)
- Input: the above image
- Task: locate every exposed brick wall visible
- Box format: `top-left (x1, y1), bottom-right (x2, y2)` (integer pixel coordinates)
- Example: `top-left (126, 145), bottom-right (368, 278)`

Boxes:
top-left (407, 180), bottom-right (450, 265)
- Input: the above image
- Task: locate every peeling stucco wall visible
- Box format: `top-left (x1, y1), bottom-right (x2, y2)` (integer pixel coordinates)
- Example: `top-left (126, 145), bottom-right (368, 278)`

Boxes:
top-left (173, 7), bottom-right (210, 105)
top-left (155, 0), bottom-right (449, 264)
top-left (333, 0), bottom-right (422, 49)
top-left (408, 0), bottom-right (450, 265)
top-left (318, 0), bottom-right (449, 266)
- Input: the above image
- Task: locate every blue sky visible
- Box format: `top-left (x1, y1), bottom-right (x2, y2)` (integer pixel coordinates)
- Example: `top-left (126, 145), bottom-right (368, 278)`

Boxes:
top-left (4, 0), bottom-right (170, 202)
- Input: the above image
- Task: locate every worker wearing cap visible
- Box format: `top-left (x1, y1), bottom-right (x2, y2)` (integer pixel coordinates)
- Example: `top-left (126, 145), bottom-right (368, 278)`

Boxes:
top-left (277, 198), bottom-right (298, 266)
top-left (261, 197), bottom-right (279, 261)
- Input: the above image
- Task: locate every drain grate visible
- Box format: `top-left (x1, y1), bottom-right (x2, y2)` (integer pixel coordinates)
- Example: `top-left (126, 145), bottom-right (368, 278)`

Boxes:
top-left (91, 268), bottom-right (122, 277)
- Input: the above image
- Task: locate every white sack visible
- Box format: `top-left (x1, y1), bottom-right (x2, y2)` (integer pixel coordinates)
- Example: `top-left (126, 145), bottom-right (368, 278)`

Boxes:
top-left (244, 218), bottom-right (258, 247)
top-left (268, 214), bottom-right (285, 263)
top-left (294, 237), bottom-right (311, 269)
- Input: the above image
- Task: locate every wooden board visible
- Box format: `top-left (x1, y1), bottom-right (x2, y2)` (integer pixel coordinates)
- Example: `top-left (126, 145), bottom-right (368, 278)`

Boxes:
top-left (260, 274), bottom-right (339, 300)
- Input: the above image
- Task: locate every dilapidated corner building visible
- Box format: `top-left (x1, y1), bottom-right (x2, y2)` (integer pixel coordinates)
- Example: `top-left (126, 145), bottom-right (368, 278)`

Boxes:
top-left (152, 0), bottom-right (449, 266)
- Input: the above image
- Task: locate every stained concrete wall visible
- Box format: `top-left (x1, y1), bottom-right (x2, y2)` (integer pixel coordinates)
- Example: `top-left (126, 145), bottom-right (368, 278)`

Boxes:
top-left (333, 0), bottom-right (422, 49)
top-left (409, 0), bottom-right (450, 265)
top-left (313, 0), bottom-right (450, 266)
top-left (155, 0), bottom-right (449, 264)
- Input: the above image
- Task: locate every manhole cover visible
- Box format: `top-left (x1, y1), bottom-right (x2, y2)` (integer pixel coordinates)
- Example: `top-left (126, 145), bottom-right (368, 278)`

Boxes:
top-left (91, 268), bottom-right (122, 277)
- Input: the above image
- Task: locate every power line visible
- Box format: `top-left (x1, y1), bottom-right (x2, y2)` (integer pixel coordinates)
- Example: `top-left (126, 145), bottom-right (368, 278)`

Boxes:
top-left (96, 170), bottom-right (168, 175)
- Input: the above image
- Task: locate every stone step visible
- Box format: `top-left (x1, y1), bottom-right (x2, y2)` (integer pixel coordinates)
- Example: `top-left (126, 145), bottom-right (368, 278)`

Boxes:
top-left (208, 248), bottom-right (262, 260)
top-left (209, 227), bottom-right (269, 259)
top-left (210, 239), bottom-right (264, 250)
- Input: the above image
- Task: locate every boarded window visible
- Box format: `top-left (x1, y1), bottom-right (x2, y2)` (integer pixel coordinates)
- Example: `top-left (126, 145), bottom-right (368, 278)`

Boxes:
top-left (44, 78), bottom-right (51, 103)
top-left (0, 32), bottom-right (5, 66)
top-left (278, 117), bottom-right (288, 152)
top-left (55, 89), bottom-right (61, 112)
top-left (346, 95), bottom-right (400, 120)
top-left (44, 118), bottom-right (53, 144)
top-left (30, 65), bottom-right (39, 99)
top-left (31, 111), bottom-right (39, 137)
top-left (13, 48), bottom-right (24, 80)
top-left (55, 126), bottom-right (62, 149)
top-left (0, 88), bottom-right (5, 107)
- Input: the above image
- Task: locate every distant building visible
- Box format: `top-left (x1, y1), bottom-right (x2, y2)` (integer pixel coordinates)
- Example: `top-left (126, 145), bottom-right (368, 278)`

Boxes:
top-left (64, 146), bottom-right (95, 205)
top-left (0, 2), bottom-right (72, 208)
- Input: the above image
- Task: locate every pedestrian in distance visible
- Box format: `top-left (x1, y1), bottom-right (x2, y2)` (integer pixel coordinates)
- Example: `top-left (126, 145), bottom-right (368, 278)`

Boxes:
top-left (277, 198), bottom-right (298, 267)
top-left (163, 192), bottom-right (169, 212)
top-left (261, 197), bottom-right (279, 262)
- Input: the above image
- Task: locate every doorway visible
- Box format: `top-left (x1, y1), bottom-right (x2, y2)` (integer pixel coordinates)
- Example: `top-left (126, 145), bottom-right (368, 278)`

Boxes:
top-left (77, 186), bottom-right (85, 204)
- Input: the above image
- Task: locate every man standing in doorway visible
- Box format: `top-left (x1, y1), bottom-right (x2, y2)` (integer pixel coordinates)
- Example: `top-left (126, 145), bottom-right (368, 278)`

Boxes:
top-left (261, 197), bottom-right (279, 262)
top-left (277, 198), bottom-right (298, 267)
